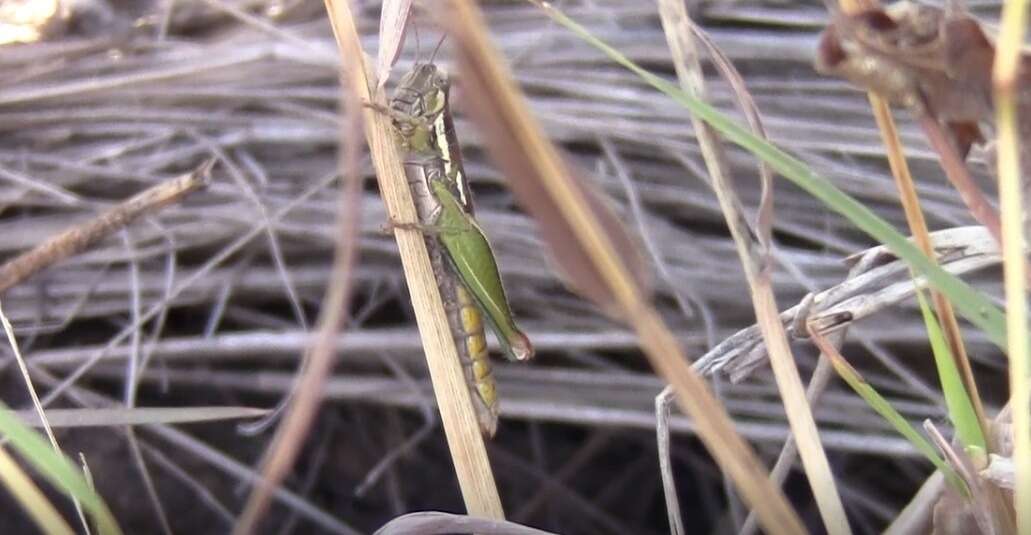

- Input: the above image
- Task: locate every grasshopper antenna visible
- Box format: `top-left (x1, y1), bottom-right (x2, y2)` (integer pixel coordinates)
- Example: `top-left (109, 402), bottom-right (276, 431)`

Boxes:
top-left (429, 32), bottom-right (447, 65)
top-left (413, 18), bottom-right (422, 65)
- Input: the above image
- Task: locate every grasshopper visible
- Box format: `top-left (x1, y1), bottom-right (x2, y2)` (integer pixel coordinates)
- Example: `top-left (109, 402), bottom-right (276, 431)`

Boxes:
top-left (385, 62), bottom-right (534, 434)
top-left (401, 152), bottom-right (500, 435)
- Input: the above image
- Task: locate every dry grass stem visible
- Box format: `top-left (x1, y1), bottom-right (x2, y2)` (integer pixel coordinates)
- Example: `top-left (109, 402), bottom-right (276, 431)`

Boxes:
top-left (657, 0), bottom-right (848, 531)
top-left (870, 99), bottom-right (989, 437)
top-left (654, 387), bottom-right (684, 535)
top-left (0, 160), bottom-right (212, 294)
top-left (323, 0), bottom-right (503, 521)
top-left (232, 2), bottom-right (365, 531)
top-left (918, 114), bottom-right (1004, 247)
top-left (994, 0), bottom-right (1030, 528)
top-left (697, 226), bottom-right (1002, 380)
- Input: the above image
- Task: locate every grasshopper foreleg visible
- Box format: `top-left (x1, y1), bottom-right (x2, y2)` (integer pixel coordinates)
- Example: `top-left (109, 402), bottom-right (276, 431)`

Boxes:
top-left (363, 101), bottom-right (432, 129)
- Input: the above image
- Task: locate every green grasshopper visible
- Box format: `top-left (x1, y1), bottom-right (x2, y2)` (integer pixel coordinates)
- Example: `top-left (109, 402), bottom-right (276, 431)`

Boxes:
top-left (400, 152), bottom-right (500, 435)
top-left (385, 62), bottom-right (534, 434)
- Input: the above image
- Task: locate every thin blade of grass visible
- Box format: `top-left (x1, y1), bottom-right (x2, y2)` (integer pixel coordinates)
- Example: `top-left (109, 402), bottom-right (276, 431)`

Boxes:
top-left (915, 288), bottom-right (986, 451)
top-left (77, 454), bottom-right (100, 533)
top-left (0, 445), bottom-right (75, 535)
top-left (535, 1), bottom-right (1006, 349)
top-left (445, 1), bottom-right (805, 532)
top-left (0, 297), bottom-right (90, 533)
top-left (79, 454), bottom-right (94, 494)
top-left (654, 387), bottom-right (684, 535)
top-left (807, 327), bottom-right (966, 495)
top-left (14, 407), bottom-right (269, 428)
top-left (0, 404), bottom-right (121, 535)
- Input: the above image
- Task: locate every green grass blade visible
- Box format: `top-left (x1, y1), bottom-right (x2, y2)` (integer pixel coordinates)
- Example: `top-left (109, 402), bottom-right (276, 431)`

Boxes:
top-left (0, 446), bottom-right (76, 535)
top-left (816, 340), bottom-right (967, 495)
top-left (0, 404), bottom-right (122, 535)
top-left (915, 288), bottom-right (987, 452)
top-left (535, 2), bottom-right (1007, 349)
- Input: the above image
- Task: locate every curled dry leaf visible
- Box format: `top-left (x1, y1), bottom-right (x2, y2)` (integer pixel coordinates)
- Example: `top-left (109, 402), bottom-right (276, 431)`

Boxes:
top-left (376, 0), bottom-right (415, 90)
top-left (817, 2), bottom-right (1031, 246)
top-left (815, 2), bottom-right (996, 158)
top-left (817, 1), bottom-right (1031, 161)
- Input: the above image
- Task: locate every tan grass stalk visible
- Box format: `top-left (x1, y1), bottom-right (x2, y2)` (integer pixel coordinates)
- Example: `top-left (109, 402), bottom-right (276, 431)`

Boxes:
top-left (455, 0), bottom-right (805, 532)
top-left (870, 100), bottom-right (988, 435)
top-left (321, 0), bottom-right (504, 520)
top-left (835, 0), bottom-right (988, 442)
top-left (656, 0), bottom-right (849, 532)
top-left (232, 1), bottom-right (368, 529)
top-left (993, 0), bottom-right (1030, 529)
top-left (0, 446), bottom-right (75, 535)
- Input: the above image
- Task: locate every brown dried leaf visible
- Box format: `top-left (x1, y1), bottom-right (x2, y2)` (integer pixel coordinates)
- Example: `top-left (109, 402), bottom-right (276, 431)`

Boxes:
top-left (814, 3), bottom-right (1031, 256)
top-left (822, 2), bottom-right (1031, 156)
top-left (815, 3), bottom-right (994, 156)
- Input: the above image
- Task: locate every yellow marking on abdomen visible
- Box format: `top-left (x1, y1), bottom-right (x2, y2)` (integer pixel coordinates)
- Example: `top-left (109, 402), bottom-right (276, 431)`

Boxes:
top-left (452, 284), bottom-right (498, 435)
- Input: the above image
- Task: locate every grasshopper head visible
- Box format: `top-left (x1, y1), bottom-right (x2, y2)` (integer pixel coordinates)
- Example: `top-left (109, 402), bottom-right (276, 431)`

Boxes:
top-left (389, 64), bottom-right (450, 151)
top-left (395, 64), bottom-right (448, 120)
